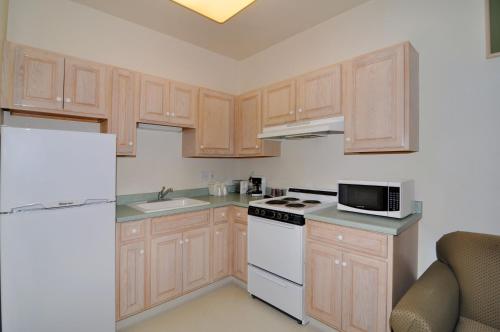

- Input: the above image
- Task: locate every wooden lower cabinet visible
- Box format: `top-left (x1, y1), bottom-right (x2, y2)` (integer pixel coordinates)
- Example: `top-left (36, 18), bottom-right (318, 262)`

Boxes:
top-left (118, 241), bottom-right (146, 318)
top-left (231, 222), bottom-right (248, 282)
top-left (116, 207), bottom-right (249, 321)
top-left (182, 227), bottom-right (211, 292)
top-left (150, 233), bottom-right (183, 305)
top-left (306, 220), bottom-right (418, 332)
top-left (212, 223), bottom-right (230, 281)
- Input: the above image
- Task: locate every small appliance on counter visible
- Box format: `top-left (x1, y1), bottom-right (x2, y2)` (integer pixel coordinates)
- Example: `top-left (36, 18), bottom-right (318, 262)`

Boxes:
top-left (337, 179), bottom-right (414, 218)
top-left (247, 176), bottom-right (266, 197)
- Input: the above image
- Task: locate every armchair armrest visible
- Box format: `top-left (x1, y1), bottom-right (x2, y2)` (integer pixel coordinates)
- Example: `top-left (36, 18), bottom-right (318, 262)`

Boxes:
top-left (390, 261), bottom-right (459, 332)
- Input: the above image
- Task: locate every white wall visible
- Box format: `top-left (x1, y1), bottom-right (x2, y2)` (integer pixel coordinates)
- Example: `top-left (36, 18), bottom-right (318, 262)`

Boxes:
top-left (237, 0), bottom-right (500, 273)
top-left (4, 0), bottom-right (241, 195)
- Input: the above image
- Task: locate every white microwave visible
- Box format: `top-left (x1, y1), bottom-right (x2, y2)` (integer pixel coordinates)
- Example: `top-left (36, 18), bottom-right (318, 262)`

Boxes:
top-left (337, 180), bottom-right (414, 219)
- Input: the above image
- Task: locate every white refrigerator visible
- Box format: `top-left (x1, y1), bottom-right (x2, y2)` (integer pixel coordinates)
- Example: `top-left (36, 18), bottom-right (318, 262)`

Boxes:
top-left (0, 126), bottom-right (116, 332)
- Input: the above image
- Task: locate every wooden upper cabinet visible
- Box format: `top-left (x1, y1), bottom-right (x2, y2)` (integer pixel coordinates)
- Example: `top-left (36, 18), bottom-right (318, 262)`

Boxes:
top-left (108, 68), bottom-right (138, 156)
top-left (64, 57), bottom-right (107, 117)
top-left (297, 64), bottom-right (342, 121)
top-left (343, 42), bottom-right (419, 153)
top-left (12, 45), bottom-right (64, 111)
top-left (119, 241), bottom-right (146, 318)
top-left (263, 79), bottom-right (296, 127)
top-left (169, 81), bottom-right (197, 128)
top-left (306, 242), bottom-right (343, 329)
top-left (341, 252), bottom-right (387, 332)
top-left (197, 89), bottom-right (234, 156)
top-left (139, 74), bottom-right (169, 124)
top-left (236, 90), bottom-right (262, 156)
top-left (150, 233), bottom-right (183, 306)
top-left (182, 227), bottom-right (210, 293)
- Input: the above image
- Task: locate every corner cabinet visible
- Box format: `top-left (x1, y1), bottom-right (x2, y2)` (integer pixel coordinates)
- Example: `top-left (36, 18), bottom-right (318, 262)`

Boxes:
top-left (236, 90), bottom-right (280, 157)
top-left (182, 89), bottom-right (235, 157)
top-left (343, 42), bottom-right (419, 153)
top-left (305, 220), bottom-right (419, 332)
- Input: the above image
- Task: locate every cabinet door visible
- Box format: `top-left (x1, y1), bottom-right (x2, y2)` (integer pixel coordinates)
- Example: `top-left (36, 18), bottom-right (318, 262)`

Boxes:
top-left (64, 58), bottom-right (107, 117)
top-left (183, 227), bottom-right (211, 292)
top-left (109, 68), bottom-right (137, 156)
top-left (232, 223), bottom-right (247, 282)
top-left (212, 223), bottom-right (230, 281)
top-left (198, 89), bottom-right (234, 155)
top-left (306, 242), bottom-right (343, 329)
top-left (343, 44), bottom-right (408, 152)
top-left (262, 79), bottom-right (296, 127)
top-left (150, 233), bottom-right (183, 305)
top-left (236, 90), bottom-right (262, 156)
top-left (119, 241), bottom-right (146, 318)
top-left (139, 74), bottom-right (169, 124)
top-left (341, 253), bottom-right (387, 332)
top-left (297, 65), bottom-right (342, 121)
top-left (169, 81), bottom-right (197, 128)
top-left (13, 45), bottom-right (64, 110)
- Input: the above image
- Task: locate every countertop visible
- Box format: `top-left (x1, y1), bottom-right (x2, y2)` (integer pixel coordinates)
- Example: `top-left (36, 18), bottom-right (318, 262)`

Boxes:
top-left (116, 192), bottom-right (422, 236)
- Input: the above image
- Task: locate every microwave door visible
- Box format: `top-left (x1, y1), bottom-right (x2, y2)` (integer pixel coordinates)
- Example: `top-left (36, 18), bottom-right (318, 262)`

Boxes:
top-left (338, 184), bottom-right (388, 215)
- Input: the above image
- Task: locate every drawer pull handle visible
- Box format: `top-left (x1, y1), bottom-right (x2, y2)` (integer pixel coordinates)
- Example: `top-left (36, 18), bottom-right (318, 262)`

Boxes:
top-left (139, 249), bottom-right (144, 255)
top-left (131, 228), bottom-right (137, 234)
top-left (334, 259), bottom-right (340, 265)
top-left (179, 240), bottom-right (183, 245)
top-left (185, 238), bottom-right (189, 243)
top-left (342, 262), bottom-right (347, 267)
top-left (337, 235), bottom-right (344, 241)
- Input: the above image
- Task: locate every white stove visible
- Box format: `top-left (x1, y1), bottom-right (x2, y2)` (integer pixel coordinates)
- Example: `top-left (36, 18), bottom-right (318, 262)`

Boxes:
top-left (247, 188), bottom-right (337, 325)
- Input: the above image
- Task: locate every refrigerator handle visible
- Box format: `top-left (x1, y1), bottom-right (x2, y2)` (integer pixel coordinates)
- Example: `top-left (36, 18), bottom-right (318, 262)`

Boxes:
top-left (11, 203), bottom-right (48, 213)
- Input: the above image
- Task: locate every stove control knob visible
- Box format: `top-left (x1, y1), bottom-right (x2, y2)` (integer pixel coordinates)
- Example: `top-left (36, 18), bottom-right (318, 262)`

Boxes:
top-left (283, 214), bottom-right (289, 221)
top-left (260, 210), bottom-right (266, 216)
top-left (269, 211), bottom-right (276, 218)
top-left (253, 208), bottom-right (259, 215)
top-left (276, 213), bottom-right (282, 219)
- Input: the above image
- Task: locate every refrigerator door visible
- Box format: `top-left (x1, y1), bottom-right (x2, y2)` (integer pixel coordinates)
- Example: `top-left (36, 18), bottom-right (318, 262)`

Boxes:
top-left (0, 203), bottom-right (115, 332)
top-left (0, 127), bottom-right (116, 212)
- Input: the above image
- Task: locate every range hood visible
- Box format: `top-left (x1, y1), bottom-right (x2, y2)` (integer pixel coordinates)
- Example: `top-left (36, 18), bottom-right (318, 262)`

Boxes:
top-left (258, 116), bottom-right (344, 140)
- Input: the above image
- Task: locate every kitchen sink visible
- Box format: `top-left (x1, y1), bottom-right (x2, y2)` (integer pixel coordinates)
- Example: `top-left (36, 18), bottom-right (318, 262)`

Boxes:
top-left (131, 198), bottom-right (210, 213)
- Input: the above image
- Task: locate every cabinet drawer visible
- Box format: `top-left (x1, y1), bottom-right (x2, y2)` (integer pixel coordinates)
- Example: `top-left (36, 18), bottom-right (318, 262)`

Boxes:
top-left (306, 220), bottom-right (388, 258)
top-left (232, 206), bottom-right (248, 224)
top-left (120, 220), bottom-right (146, 242)
top-left (213, 207), bottom-right (229, 224)
top-left (151, 210), bottom-right (210, 236)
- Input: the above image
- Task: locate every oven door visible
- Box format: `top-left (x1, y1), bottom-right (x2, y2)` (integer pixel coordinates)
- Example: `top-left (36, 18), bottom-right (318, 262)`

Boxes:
top-left (338, 183), bottom-right (388, 216)
top-left (247, 215), bottom-right (303, 284)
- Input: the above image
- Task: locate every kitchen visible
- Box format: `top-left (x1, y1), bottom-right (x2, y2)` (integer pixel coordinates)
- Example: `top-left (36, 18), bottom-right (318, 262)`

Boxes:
top-left (0, 0), bottom-right (499, 332)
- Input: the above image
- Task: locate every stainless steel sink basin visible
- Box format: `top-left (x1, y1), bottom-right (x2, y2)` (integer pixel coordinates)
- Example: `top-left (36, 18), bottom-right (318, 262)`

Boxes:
top-left (130, 198), bottom-right (210, 213)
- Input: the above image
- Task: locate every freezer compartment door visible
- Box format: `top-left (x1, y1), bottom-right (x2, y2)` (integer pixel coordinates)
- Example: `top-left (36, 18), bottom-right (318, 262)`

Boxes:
top-left (0, 203), bottom-right (115, 332)
top-left (248, 265), bottom-right (305, 322)
top-left (0, 127), bottom-right (116, 212)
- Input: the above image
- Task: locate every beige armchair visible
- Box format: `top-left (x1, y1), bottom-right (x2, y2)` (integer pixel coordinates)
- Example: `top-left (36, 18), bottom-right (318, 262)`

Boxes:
top-left (390, 231), bottom-right (500, 332)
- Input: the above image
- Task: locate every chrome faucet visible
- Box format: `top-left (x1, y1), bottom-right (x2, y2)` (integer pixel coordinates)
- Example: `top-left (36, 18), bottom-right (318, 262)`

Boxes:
top-left (158, 186), bottom-right (173, 201)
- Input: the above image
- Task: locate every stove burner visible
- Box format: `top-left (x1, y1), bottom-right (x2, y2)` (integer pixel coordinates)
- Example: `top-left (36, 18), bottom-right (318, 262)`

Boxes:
top-left (303, 200), bottom-right (321, 204)
top-left (286, 203), bottom-right (306, 208)
top-left (282, 197), bottom-right (300, 201)
top-left (266, 200), bottom-right (288, 205)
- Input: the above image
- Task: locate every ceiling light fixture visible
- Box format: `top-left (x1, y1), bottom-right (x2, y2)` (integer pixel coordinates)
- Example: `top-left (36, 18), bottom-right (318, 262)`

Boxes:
top-left (171, 0), bottom-right (256, 24)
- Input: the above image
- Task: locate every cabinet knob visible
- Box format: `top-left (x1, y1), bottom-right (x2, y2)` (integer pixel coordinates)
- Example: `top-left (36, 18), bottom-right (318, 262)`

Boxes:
top-left (131, 228), bottom-right (137, 234)
top-left (185, 238), bottom-right (189, 243)
top-left (337, 235), bottom-right (344, 241)
top-left (200, 145), bottom-right (204, 149)
top-left (221, 213), bottom-right (225, 217)
top-left (139, 249), bottom-right (144, 255)
top-left (289, 110), bottom-right (294, 115)
top-left (128, 141), bottom-right (134, 146)
top-left (255, 145), bottom-right (259, 149)
top-left (171, 113), bottom-right (175, 117)
top-left (242, 232), bottom-right (246, 236)
top-left (166, 112), bottom-right (170, 116)
top-left (215, 231), bottom-right (220, 235)
top-left (65, 98), bottom-right (72, 103)
top-left (345, 137), bottom-right (351, 142)
top-left (56, 97), bottom-right (62, 102)
top-left (179, 240), bottom-right (183, 245)
top-left (334, 259), bottom-right (340, 265)
top-left (342, 262), bottom-right (347, 267)
top-left (237, 213), bottom-right (241, 217)
top-left (298, 108), bottom-right (303, 113)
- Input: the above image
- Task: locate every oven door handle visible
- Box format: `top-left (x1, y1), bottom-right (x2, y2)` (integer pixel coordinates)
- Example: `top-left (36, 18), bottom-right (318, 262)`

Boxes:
top-left (254, 269), bottom-right (288, 288)
top-left (252, 217), bottom-right (295, 229)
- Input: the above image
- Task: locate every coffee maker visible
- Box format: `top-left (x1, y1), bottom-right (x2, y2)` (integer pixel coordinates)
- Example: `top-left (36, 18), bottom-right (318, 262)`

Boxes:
top-left (247, 176), bottom-right (266, 197)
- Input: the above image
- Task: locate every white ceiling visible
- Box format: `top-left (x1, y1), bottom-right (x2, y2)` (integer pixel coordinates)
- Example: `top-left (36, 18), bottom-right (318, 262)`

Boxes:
top-left (70, 0), bottom-right (369, 60)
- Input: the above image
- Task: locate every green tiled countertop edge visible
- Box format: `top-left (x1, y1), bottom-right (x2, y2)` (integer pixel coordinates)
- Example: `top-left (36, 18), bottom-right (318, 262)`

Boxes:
top-left (304, 201), bottom-right (423, 236)
top-left (117, 189), bottom-right (423, 236)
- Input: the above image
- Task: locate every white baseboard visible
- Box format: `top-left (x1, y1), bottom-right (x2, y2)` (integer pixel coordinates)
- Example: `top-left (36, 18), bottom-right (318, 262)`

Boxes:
top-left (116, 277), bottom-right (244, 331)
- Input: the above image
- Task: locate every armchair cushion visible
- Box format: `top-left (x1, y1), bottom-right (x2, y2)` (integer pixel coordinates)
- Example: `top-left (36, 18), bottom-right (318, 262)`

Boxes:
top-left (455, 317), bottom-right (499, 332)
top-left (390, 261), bottom-right (459, 332)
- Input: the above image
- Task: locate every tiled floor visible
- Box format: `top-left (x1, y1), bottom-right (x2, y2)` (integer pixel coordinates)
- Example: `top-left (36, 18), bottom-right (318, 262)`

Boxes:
top-left (119, 284), bottom-right (323, 332)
